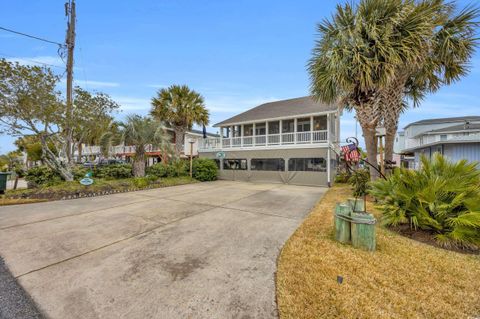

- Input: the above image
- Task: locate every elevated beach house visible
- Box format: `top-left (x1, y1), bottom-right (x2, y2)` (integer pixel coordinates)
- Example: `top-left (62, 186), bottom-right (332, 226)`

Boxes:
top-left (198, 96), bottom-right (340, 187)
top-left (395, 116), bottom-right (480, 168)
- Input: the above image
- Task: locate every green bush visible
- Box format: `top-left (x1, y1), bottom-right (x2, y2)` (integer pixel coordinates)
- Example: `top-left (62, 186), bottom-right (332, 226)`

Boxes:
top-left (192, 158), bottom-right (218, 181)
top-left (72, 166), bottom-right (89, 180)
top-left (166, 160), bottom-right (188, 177)
top-left (132, 177), bottom-right (149, 188)
top-left (25, 166), bottom-right (63, 188)
top-left (335, 171), bottom-right (350, 183)
top-left (349, 169), bottom-right (370, 197)
top-left (146, 163), bottom-right (168, 178)
top-left (370, 153), bottom-right (480, 249)
top-left (95, 164), bottom-right (132, 179)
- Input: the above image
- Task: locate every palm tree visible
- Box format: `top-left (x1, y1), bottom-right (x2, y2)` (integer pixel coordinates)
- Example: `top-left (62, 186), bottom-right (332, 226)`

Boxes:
top-left (150, 85), bottom-right (209, 155)
top-left (381, 3), bottom-right (479, 164)
top-left (100, 115), bottom-right (173, 177)
top-left (308, 0), bottom-right (478, 179)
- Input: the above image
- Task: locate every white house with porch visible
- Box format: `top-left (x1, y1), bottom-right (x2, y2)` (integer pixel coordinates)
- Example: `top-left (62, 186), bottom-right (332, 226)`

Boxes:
top-left (198, 96), bottom-right (340, 187)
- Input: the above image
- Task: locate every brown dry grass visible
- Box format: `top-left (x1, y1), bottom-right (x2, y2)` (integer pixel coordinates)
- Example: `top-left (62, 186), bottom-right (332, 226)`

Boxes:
top-left (276, 184), bottom-right (480, 319)
top-left (0, 197), bottom-right (48, 206)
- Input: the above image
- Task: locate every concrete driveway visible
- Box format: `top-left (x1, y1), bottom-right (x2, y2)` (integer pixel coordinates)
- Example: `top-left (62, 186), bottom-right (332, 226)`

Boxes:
top-left (0, 180), bottom-right (325, 318)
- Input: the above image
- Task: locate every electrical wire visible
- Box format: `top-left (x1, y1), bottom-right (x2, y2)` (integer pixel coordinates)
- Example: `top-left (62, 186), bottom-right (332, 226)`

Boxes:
top-left (0, 51), bottom-right (66, 69)
top-left (0, 26), bottom-right (64, 48)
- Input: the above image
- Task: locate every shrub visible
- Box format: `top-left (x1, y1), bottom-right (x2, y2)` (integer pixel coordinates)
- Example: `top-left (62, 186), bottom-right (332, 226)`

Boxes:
top-left (25, 166), bottom-right (63, 188)
top-left (132, 177), bottom-right (149, 188)
top-left (166, 160), bottom-right (188, 177)
top-left (349, 169), bottom-right (370, 197)
top-left (146, 163), bottom-right (168, 178)
top-left (72, 166), bottom-right (89, 180)
top-left (370, 153), bottom-right (480, 249)
top-left (335, 171), bottom-right (350, 183)
top-left (95, 164), bottom-right (132, 179)
top-left (192, 158), bottom-right (217, 181)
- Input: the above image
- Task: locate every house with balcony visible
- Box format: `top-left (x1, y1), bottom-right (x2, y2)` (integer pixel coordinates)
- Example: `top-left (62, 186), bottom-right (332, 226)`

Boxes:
top-left (395, 116), bottom-right (480, 168)
top-left (75, 129), bottom-right (219, 165)
top-left (198, 96), bottom-right (340, 187)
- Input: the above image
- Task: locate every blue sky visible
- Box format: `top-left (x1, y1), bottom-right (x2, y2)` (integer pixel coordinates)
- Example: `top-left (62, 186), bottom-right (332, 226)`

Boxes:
top-left (0, 0), bottom-right (479, 153)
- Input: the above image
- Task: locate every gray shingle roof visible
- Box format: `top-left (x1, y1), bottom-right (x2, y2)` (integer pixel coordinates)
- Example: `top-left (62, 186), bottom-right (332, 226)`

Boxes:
top-left (427, 123), bottom-right (480, 133)
top-left (214, 96), bottom-right (337, 127)
top-left (404, 116), bottom-right (480, 129)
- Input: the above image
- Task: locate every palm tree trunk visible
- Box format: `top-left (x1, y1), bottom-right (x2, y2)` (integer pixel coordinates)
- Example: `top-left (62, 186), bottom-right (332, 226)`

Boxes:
top-left (77, 143), bottom-right (83, 163)
top-left (354, 99), bottom-right (382, 180)
top-left (133, 148), bottom-right (146, 177)
top-left (174, 126), bottom-right (185, 155)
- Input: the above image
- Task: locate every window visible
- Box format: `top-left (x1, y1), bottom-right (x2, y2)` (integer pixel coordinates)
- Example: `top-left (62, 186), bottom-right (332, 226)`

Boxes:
top-left (214, 159), bottom-right (220, 169)
top-left (255, 123), bottom-right (266, 136)
top-left (268, 121), bottom-right (280, 134)
top-left (440, 134), bottom-right (448, 141)
top-left (313, 116), bottom-right (327, 131)
top-left (223, 159), bottom-right (248, 170)
top-left (244, 124), bottom-right (253, 136)
top-left (297, 117), bottom-right (311, 132)
top-left (282, 119), bottom-right (294, 133)
top-left (251, 158), bottom-right (285, 171)
top-left (288, 158), bottom-right (326, 172)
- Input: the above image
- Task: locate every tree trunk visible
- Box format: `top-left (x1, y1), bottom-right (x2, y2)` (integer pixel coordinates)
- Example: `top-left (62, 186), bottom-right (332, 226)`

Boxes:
top-left (77, 143), bottom-right (83, 163)
top-left (133, 148), bottom-right (146, 177)
top-left (174, 126), bottom-right (185, 155)
top-left (40, 135), bottom-right (74, 181)
top-left (362, 127), bottom-right (380, 180)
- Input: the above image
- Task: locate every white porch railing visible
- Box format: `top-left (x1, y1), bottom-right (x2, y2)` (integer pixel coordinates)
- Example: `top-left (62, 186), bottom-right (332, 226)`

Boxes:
top-left (198, 130), bottom-right (329, 151)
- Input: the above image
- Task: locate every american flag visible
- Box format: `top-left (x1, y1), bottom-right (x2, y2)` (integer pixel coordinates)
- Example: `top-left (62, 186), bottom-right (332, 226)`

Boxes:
top-left (342, 144), bottom-right (360, 162)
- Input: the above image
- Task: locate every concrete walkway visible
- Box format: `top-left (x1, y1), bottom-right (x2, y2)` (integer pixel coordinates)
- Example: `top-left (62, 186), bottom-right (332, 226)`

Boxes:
top-left (0, 180), bottom-right (326, 319)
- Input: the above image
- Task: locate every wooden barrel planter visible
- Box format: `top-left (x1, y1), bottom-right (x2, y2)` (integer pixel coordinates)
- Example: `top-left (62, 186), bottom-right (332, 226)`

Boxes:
top-left (334, 204), bottom-right (352, 244)
top-left (334, 198), bottom-right (377, 251)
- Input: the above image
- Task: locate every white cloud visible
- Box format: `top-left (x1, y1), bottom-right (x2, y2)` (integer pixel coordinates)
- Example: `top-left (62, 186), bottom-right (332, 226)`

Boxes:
top-left (205, 96), bottom-right (279, 114)
top-left (59, 79), bottom-right (120, 88)
top-left (112, 96), bottom-right (152, 111)
top-left (5, 55), bottom-right (64, 68)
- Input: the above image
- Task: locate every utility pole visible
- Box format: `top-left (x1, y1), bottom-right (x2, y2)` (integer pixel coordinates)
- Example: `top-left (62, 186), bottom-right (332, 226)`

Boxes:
top-left (65, 0), bottom-right (76, 163)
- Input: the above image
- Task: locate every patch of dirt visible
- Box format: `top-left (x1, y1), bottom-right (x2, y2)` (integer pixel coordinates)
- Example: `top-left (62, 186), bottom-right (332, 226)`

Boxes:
top-left (390, 224), bottom-right (479, 255)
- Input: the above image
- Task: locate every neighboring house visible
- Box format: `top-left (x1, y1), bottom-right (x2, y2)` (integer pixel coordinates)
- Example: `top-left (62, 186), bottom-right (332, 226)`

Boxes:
top-left (395, 116), bottom-right (480, 169)
top-left (198, 96), bottom-right (340, 187)
top-left (76, 129), bottom-right (219, 165)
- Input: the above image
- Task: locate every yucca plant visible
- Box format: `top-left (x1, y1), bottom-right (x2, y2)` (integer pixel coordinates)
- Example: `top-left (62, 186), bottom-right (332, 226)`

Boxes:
top-left (370, 153), bottom-right (480, 249)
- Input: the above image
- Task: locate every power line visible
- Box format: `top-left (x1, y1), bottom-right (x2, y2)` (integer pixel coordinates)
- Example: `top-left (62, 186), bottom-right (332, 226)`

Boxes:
top-left (0, 26), bottom-right (64, 47)
top-left (0, 52), bottom-right (66, 69)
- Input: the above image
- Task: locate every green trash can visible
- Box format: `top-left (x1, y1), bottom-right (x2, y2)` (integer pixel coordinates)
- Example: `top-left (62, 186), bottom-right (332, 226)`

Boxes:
top-left (351, 212), bottom-right (376, 251)
top-left (0, 172), bottom-right (11, 194)
top-left (334, 204), bottom-right (352, 244)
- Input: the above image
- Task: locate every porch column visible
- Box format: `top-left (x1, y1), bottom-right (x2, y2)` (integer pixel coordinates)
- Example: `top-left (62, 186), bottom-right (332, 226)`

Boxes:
top-left (266, 121), bottom-right (269, 146)
top-left (294, 118), bottom-right (297, 144)
top-left (241, 124), bottom-right (244, 147)
top-left (253, 123), bottom-right (256, 146)
top-left (327, 113), bottom-right (330, 143)
top-left (279, 120), bottom-right (283, 145)
top-left (327, 113), bottom-right (331, 187)
top-left (310, 116), bottom-right (314, 143)
top-left (220, 127), bottom-right (224, 148)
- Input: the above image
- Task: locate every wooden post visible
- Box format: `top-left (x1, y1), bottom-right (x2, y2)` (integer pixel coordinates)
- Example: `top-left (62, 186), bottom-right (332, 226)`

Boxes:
top-left (379, 136), bottom-right (385, 176)
top-left (189, 140), bottom-right (194, 178)
top-left (65, 0), bottom-right (76, 163)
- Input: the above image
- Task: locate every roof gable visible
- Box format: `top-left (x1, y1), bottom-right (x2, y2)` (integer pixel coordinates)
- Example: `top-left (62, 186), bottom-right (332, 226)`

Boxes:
top-left (214, 96), bottom-right (337, 127)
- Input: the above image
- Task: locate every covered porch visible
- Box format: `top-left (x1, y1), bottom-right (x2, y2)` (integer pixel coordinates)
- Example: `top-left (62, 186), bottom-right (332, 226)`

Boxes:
top-left (199, 112), bottom-right (337, 151)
